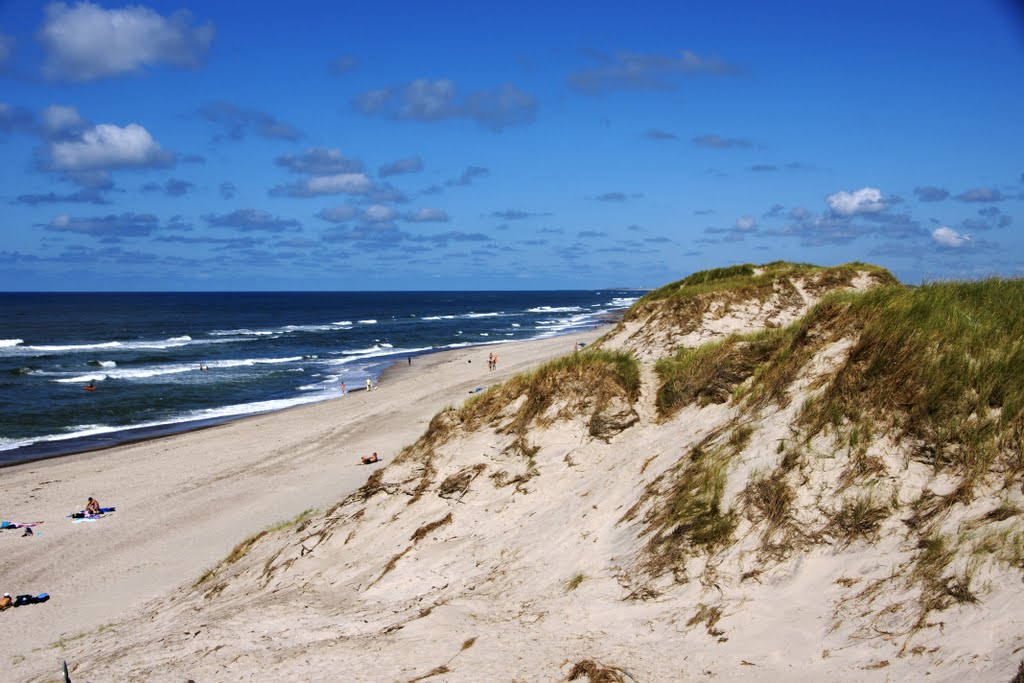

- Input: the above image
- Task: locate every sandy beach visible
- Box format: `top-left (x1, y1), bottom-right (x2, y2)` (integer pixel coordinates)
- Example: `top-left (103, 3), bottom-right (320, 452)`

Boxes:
top-left (0, 328), bottom-right (606, 673)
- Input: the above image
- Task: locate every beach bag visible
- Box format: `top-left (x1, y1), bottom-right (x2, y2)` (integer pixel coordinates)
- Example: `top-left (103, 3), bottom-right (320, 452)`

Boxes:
top-left (13, 594), bottom-right (33, 607)
top-left (35, 593), bottom-right (49, 603)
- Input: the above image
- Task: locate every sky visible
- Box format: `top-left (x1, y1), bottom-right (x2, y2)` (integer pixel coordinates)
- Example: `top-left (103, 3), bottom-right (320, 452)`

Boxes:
top-left (0, 1), bottom-right (1022, 291)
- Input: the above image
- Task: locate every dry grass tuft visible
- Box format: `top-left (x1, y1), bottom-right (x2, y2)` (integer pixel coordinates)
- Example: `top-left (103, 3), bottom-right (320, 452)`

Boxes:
top-left (565, 659), bottom-right (629, 682)
top-left (655, 329), bottom-right (790, 417)
top-left (637, 427), bottom-right (752, 578)
top-left (827, 495), bottom-right (890, 548)
top-left (405, 665), bottom-right (451, 682)
top-left (410, 512), bottom-right (453, 543)
top-left (687, 603), bottom-right (725, 637)
top-left (438, 463), bottom-right (486, 499)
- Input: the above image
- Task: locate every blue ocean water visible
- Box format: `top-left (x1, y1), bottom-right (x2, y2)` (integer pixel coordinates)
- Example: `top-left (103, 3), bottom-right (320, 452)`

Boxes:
top-left (0, 290), bottom-right (639, 465)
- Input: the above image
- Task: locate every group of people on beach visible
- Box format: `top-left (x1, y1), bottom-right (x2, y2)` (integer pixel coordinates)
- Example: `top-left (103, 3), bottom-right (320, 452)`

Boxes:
top-left (2, 496), bottom-right (106, 613)
top-left (487, 352), bottom-right (498, 371)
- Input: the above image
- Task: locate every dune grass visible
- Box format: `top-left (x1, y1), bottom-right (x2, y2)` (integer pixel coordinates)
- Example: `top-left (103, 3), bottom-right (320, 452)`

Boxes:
top-left (655, 326), bottom-right (793, 417)
top-left (637, 426), bottom-right (752, 578)
top-left (799, 279), bottom-right (1024, 490)
top-left (460, 348), bottom-right (640, 440)
top-left (625, 261), bottom-right (895, 321)
top-left (194, 507), bottom-right (318, 588)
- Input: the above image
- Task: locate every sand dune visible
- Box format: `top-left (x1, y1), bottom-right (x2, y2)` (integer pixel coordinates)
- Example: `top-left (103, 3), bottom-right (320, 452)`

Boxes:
top-left (6, 263), bottom-right (1023, 682)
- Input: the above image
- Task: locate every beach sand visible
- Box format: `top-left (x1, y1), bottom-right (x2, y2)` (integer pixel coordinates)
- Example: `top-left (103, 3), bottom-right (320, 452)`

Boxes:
top-left (0, 328), bottom-right (605, 672)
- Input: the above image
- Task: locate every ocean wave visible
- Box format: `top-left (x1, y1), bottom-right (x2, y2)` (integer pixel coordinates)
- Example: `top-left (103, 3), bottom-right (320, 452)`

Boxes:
top-left (18, 335), bottom-right (201, 354)
top-left (526, 306), bottom-right (584, 313)
top-left (358, 319), bottom-right (378, 324)
top-left (607, 296), bottom-right (640, 307)
top-left (0, 339), bottom-right (23, 347)
top-left (88, 360), bottom-right (117, 368)
top-left (50, 356), bottom-right (307, 383)
top-left (421, 315), bottom-right (457, 321)
top-left (329, 345), bottom-right (432, 365)
top-left (208, 328), bottom-right (277, 337)
top-left (282, 324), bottom-right (340, 333)
top-left (464, 312), bottom-right (500, 318)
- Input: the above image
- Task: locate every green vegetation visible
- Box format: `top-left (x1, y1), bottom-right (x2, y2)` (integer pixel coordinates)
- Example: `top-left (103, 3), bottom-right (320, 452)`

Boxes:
top-left (460, 348), bottom-right (640, 443)
top-left (638, 426), bottom-right (752, 577)
top-left (827, 495), bottom-right (890, 548)
top-left (567, 573), bottom-right (586, 591)
top-left (625, 261), bottom-right (895, 320)
top-left (799, 279), bottom-right (1024, 491)
top-left (655, 326), bottom-right (793, 417)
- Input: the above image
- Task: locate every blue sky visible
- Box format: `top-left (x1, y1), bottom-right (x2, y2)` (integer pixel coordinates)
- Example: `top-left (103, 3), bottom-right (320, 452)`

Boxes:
top-left (1, 1), bottom-right (1022, 291)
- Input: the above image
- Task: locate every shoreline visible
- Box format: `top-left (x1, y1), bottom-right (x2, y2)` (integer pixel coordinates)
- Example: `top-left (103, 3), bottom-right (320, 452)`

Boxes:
top-left (0, 325), bottom-right (611, 469)
top-left (0, 325), bottom-right (611, 674)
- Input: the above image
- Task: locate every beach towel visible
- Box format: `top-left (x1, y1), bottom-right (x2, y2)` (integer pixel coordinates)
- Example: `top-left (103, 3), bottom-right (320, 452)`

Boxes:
top-left (67, 506), bottom-right (116, 519)
top-left (1, 521), bottom-right (42, 530)
top-left (12, 593), bottom-right (49, 607)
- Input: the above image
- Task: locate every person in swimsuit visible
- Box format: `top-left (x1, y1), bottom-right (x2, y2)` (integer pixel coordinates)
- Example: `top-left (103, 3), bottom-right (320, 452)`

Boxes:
top-left (85, 497), bottom-right (101, 515)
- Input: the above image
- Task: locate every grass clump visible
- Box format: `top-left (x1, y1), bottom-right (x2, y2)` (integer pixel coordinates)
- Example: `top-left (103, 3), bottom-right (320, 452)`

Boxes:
top-left (655, 327), bottom-right (792, 417)
top-left (802, 279), bottom-right (1024, 491)
top-left (461, 348), bottom-right (640, 445)
top-left (638, 427), bottom-right (751, 577)
top-left (566, 659), bottom-right (629, 682)
top-left (566, 573), bottom-right (586, 591)
top-left (827, 495), bottom-right (890, 548)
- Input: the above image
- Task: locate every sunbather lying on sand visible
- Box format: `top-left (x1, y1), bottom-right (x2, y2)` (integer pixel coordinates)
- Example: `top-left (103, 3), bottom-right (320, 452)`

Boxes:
top-left (360, 452), bottom-right (380, 465)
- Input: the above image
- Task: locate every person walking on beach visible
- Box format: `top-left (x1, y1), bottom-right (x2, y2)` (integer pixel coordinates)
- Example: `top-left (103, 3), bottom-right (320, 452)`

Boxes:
top-left (340, 382), bottom-right (346, 395)
top-left (366, 378), bottom-right (372, 392)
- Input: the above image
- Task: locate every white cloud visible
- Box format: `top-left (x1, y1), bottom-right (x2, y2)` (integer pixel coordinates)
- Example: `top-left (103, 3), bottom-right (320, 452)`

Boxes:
top-left (41, 104), bottom-right (85, 136)
top-left (407, 207), bottom-right (449, 223)
top-left (316, 205), bottom-right (359, 223)
top-left (39, 2), bottom-right (214, 81)
top-left (734, 215), bottom-right (757, 231)
top-left (932, 226), bottom-right (971, 248)
top-left (49, 123), bottom-right (173, 171)
top-left (364, 204), bottom-right (396, 222)
top-left (826, 187), bottom-right (887, 216)
top-left (272, 173), bottom-right (372, 197)
top-left (307, 174), bottom-right (372, 195)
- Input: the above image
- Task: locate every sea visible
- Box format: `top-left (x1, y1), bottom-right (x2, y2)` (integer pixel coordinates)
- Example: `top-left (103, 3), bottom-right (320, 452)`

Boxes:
top-left (0, 290), bottom-right (640, 466)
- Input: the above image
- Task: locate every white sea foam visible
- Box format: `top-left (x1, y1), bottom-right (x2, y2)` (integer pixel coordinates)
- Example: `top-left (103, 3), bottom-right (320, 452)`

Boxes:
top-left (23, 335), bottom-right (203, 354)
top-left (333, 321), bottom-right (353, 326)
top-left (526, 306), bottom-right (584, 313)
top-left (50, 355), bottom-right (307, 383)
top-left (209, 328), bottom-right (276, 337)
top-left (331, 345), bottom-right (431, 365)
top-left (421, 315), bottom-right (457, 321)
top-left (0, 339), bottom-right (24, 347)
top-left (358, 319), bottom-right (377, 324)
top-left (464, 312), bottom-right (500, 318)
